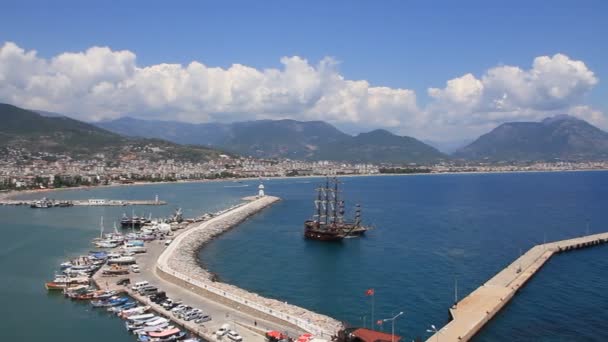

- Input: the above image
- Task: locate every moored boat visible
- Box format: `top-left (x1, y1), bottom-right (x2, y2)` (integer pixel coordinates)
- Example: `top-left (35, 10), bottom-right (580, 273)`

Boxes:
top-left (304, 177), bottom-right (370, 241)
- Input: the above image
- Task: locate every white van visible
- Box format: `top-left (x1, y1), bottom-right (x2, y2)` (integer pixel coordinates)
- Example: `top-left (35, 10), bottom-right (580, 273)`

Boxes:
top-left (164, 239), bottom-right (173, 246)
top-left (131, 280), bottom-right (149, 291)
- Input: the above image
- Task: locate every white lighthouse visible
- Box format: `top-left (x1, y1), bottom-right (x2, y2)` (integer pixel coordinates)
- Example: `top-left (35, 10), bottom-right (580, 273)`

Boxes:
top-left (258, 182), bottom-right (265, 197)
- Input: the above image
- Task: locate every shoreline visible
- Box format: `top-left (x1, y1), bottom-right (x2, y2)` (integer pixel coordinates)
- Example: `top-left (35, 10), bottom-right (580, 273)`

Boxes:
top-left (156, 196), bottom-right (343, 339)
top-left (3, 168), bottom-right (607, 201)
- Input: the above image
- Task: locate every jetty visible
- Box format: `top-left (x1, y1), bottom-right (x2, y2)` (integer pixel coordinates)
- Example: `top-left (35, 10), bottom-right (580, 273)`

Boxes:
top-left (157, 195), bottom-right (344, 339)
top-left (427, 232), bottom-right (608, 342)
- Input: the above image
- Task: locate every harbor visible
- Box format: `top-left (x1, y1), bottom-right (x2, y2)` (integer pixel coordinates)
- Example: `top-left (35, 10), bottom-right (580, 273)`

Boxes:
top-left (44, 185), bottom-right (342, 342)
top-left (427, 231), bottom-right (608, 342)
top-left (5, 173), bottom-right (608, 341)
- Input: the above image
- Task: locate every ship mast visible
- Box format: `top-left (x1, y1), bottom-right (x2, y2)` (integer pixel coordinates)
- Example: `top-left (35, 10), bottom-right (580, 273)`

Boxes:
top-left (354, 204), bottom-right (361, 227)
top-left (323, 178), bottom-right (330, 226)
top-left (314, 185), bottom-right (322, 223)
top-left (332, 177), bottom-right (339, 225)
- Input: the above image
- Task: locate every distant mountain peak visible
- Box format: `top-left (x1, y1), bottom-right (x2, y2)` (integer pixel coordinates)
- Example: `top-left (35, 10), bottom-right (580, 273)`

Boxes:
top-left (455, 114), bottom-right (608, 161)
top-left (541, 114), bottom-right (581, 125)
top-left (361, 128), bottom-right (394, 136)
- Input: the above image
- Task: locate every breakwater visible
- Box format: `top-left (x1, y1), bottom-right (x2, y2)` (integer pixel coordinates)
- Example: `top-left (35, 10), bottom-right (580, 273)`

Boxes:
top-left (427, 231), bottom-right (608, 342)
top-left (156, 195), bottom-right (344, 339)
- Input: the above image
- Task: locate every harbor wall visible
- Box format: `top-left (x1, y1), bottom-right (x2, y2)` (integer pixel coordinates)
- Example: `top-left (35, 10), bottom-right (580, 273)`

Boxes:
top-left (157, 195), bottom-right (343, 339)
top-left (428, 232), bottom-right (608, 342)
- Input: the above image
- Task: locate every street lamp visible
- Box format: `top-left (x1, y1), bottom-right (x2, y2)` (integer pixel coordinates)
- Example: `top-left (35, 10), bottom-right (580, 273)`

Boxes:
top-left (382, 311), bottom-right (404, 342)
top-left (426, 324), bottom-right (442, 342)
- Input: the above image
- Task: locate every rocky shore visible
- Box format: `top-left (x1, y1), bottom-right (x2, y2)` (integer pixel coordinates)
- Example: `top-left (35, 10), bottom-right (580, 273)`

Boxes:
top-left (157, 195), bottom-right (343, 338)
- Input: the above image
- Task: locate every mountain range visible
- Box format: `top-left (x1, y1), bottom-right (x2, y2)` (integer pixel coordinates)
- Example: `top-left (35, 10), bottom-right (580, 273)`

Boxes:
top-left (454, 115), bottom-right (608, 161)
top-left (3, 101), bottom-right (608, 163)
top-left (0, 103), bottom-right (226, 162)
top-left (96, 117), bottom-right (447, 163)
top-left (97, 114), bottom-right (608, 163)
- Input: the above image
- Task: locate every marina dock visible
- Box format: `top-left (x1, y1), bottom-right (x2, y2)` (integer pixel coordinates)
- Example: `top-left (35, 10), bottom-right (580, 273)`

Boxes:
top-left (427, 232), bottom-right (608, 342)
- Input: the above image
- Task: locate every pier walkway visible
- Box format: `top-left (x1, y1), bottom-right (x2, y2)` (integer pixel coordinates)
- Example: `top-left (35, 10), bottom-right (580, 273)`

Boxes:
top-left (427, 232), bottom-right (608, 342)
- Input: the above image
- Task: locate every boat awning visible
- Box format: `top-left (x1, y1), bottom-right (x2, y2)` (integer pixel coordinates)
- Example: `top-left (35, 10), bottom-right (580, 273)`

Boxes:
top-left (350, 328), bottom-right (402, 342)
top-left (149, 328), bottom-right (180, 338)
top-left (297, 333), bottom-right (314, 342)
top-left (266, 331), bottom-right (287, 339)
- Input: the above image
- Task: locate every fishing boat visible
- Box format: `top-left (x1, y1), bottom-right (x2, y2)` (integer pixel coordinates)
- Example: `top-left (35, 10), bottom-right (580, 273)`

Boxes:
top-left (102, 265), bottom-right (130, 276)
top-left (107, 256), bottom-right (136, 265)
top-left (45, 282), bottom-right (81, 291)
top-left (133, 322), bottom-right (172, 335)
top-left (92, 296), bottom-right (129, 308)
top-left (30, 198), bottom-right (53, 208)
top-left (304, 177), bottom-right (370, 241)
top-left (119, 306), bottom-right (151, 318)
top-left (46, 273), bottom-right (89, 291)
top-left (148, 328), bottom-right (185, 341)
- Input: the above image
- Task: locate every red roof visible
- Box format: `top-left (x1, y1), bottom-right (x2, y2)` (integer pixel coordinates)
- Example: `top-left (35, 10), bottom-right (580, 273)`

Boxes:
top-left (351, 328), bottom-right (402, 342)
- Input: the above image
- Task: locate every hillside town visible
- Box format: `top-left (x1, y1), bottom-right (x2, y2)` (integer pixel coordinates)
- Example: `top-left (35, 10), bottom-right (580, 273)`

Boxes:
top-left (1, 147), bottom-right (608, 191)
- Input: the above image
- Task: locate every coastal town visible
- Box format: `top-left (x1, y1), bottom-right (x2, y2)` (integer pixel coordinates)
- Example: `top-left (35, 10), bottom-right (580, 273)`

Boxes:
top-left (1, 147), bottom-right (608, 191)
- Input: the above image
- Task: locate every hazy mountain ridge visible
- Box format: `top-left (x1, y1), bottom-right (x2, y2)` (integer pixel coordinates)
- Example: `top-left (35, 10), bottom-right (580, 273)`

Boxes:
top-left (97, 117), bottom-right (445, 163)
top-left (0, 103), bottom-right (226, 162)
top-left (313, 129), bottom-right (447, 163)
top-left (455, 115), bottom-right (608, 161)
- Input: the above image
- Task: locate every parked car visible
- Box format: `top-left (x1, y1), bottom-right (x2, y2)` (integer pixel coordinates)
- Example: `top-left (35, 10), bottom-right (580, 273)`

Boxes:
top-left (227, 330), bottom-right (243, 342)
top-left (161, 299), bottom-right (181, 310)
top-left (195, 314), bottom-right (212, 323)
top-left (116, 278), bottom-right (130, 286)
top-left (131, 265), bottom-right (140, 273)
top-left (216, 324), bottom-right (231, 337)
top-left (150, 291), bottom-right (167, 303)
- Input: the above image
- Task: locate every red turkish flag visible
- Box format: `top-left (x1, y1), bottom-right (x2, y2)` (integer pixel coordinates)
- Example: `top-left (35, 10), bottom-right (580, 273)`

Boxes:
top-left (365, 288), bottom-right (375, 296)
top-left (376, 320), bottom-right (383, 326)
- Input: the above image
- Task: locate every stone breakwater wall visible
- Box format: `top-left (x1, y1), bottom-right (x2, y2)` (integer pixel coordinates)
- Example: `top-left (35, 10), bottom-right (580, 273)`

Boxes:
top-left (157, 196), bottom-right (343, 338)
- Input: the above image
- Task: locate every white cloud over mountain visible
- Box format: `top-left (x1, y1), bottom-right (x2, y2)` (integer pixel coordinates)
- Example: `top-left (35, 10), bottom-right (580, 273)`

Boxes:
top-left (0, 41), bottom-right (603, 140)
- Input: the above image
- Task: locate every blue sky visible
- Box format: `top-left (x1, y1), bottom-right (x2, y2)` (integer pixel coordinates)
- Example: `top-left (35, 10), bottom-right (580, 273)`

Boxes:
top-left (0, 0), bottom-right (606, 140)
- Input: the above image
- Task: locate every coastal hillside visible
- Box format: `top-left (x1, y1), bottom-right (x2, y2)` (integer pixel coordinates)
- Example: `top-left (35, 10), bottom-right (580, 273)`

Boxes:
top-left (313, 129), bottom-right (447, 164)
top-left (97, 117), bottom-right (350, 159)
top-left (0, 103), bottom-right (227, 162)
top-left (455, 115), bottom-right (608, 161)
top-left (97, 117), bottom-right (445, 163)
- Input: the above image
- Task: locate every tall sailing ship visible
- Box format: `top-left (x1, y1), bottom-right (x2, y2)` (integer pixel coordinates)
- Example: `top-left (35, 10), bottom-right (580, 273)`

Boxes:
top-left (304, 177), bottom-right (370, 241)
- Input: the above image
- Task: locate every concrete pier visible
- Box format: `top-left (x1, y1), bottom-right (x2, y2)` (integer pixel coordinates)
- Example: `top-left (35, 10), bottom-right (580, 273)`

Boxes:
top-left (157, 195), bottom-right (343, 339)
top-left (427, 232), bottom-right (608, 342)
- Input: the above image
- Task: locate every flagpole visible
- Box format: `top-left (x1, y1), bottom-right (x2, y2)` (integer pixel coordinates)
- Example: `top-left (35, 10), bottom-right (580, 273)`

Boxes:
top-left (371, 293), bottom-right (374, 329)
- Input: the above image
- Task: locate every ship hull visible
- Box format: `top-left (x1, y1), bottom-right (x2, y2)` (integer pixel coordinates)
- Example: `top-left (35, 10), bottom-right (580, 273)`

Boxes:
top-left (304, 221), bottom-right (344, 241)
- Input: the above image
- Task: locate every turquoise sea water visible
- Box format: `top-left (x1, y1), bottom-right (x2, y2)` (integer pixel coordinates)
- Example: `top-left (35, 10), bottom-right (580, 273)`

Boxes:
top-left (1, 172), bottom-right (607, 341)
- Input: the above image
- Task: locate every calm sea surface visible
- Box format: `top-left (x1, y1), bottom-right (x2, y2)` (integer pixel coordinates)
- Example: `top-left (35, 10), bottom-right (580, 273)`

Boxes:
top-left (1, 172), bottom-right (607, 341)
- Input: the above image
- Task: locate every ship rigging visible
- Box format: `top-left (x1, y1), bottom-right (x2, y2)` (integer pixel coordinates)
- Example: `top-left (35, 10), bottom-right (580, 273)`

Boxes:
top-left (304, 177), bottom-right (370, 241)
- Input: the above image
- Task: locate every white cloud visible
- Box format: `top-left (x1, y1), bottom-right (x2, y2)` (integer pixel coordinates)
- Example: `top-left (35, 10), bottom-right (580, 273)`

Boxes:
top-left (425, 53), bottom-right (603, 140)
top-left (0, 42), bottom-right (420, 126)
top-left (0, 42), bottom-right (604, 140)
